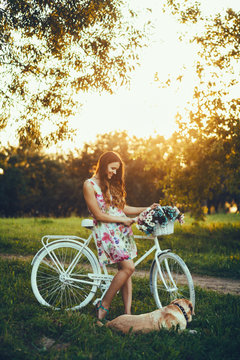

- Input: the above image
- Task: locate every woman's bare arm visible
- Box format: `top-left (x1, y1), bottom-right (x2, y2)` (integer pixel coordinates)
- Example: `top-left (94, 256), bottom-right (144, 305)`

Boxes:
top-left (123, 205), bottom-right (148, 217)
top-left (83, 181), bottom-right (134, 226)
top-left (123, 203), bottom-right (159, 217)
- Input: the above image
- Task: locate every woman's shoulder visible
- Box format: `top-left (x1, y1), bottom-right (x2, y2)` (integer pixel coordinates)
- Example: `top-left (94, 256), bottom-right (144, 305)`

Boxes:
top-left (83, 179), bottom-right (94, 190)
top-left (85, 178), bottom-right (99, 186)
top-left (84, 178), bottom-right (101, 193)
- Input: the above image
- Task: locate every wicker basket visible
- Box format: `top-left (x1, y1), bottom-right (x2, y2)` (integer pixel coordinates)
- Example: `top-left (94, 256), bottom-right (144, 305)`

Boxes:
top-left (153, 221), bottom-right (174, 236)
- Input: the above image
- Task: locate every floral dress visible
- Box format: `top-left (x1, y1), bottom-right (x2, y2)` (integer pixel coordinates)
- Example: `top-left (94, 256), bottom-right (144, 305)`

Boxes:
top-left (87, 179), bottom-right (137, 267)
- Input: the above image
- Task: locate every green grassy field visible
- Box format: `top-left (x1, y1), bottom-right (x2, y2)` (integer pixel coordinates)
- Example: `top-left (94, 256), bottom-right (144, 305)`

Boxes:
top-left (0, 214), bottom-right (239, 359)
top-left (0, 213), bottom-right (239, 278)
top-left (0, 258), bottom-right (239, 360)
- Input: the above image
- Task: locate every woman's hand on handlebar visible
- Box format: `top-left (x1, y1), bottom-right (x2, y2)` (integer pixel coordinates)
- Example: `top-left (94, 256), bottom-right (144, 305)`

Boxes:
top-left (150, 203), bottom-right (159, 209)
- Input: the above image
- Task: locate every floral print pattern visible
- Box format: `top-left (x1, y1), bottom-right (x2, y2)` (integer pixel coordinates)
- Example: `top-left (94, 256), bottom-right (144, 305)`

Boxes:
top-left (87, 179), bottom-right (137, 266)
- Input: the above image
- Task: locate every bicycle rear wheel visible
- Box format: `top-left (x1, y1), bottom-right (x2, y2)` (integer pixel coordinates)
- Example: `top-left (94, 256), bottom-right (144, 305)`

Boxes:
top-left (150, 252), bottom-right (195, 309)
top-left (31, 242), bottom-right (100, 310)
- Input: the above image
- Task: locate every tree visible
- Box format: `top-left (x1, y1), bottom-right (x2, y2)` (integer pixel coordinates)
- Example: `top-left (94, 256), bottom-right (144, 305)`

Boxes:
top-left (0, 0), bottom-right (146, 147)
top-left (0, 145), bottom-right (79, 216)
top-left (161, 3), bottom-right (240, 217)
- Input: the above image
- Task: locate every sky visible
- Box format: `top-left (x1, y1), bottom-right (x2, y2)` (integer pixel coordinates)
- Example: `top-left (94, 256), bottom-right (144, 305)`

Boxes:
top-left (53, 0), bottom-right (197, 151)
top-left (49, 0), bottom-right (240, 154)
top-left (2, 0), bottom-right (240, 153)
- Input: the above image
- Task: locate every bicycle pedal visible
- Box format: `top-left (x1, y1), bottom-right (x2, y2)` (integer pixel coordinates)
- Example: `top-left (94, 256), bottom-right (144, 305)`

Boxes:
top-left (88, 274), bottom-right (113, 281)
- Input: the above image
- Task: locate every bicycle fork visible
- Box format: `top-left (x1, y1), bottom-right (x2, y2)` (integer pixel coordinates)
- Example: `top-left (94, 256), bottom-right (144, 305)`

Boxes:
top-left (154, 252), bottom-right (178, 292)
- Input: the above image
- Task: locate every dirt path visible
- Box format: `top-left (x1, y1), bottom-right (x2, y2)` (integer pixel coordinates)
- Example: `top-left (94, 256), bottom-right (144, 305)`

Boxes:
top-left (191, 274), bottom-right (240, 295)
top-left (133, 269), bottom-right (240, 296)
top-left (1, 254), bottom-right (240, 296)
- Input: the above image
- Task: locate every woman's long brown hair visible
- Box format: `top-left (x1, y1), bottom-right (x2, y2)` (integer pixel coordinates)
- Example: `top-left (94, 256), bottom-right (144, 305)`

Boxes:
top-left (94, 151), bottom-right (126, 209)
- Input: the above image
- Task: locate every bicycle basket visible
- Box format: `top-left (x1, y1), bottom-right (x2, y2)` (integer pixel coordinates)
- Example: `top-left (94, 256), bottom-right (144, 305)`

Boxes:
top-left (153, 221), bottom-right (174, 236)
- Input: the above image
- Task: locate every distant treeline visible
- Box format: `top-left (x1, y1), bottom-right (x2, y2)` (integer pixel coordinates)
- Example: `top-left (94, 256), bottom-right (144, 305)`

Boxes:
top-left (0, 131), bottom-right (238, 218)
top-left (0, 132), bottom-right (162, 217)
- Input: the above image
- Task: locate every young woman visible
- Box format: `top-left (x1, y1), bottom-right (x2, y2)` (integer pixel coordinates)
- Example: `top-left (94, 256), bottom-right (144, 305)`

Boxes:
top-left (83, 151), bottom-right (158, 321)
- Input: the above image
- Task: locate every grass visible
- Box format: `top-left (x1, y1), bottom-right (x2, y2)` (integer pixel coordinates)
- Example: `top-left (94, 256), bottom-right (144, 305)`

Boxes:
top-left (0, 213), bottom-right (240, 279)
top-left (0, 214), bottom-right (239, 359)
top-left (0, 217), bottom-right (92, 255)
top-left (0, 257), bottom-right (240, 360)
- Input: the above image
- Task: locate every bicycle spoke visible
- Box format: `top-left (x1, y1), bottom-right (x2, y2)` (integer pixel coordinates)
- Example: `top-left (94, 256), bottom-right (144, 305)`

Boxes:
top-left (68, 282), bottom-right (93, 296)
top-left (32, 242), bottom-right (99, 310)
top-left (45, 283), bottom-right (63, 304)
top-left (66, 250), bottom-right (83, 275)
top-left (67, 284), bottom-right (86, 304)
top-left (40, 259), bottom-right (59, 272)
top-left (48, 249), bottom-right (65, 273)
top-left (152, 253), bottom-right (195, 308)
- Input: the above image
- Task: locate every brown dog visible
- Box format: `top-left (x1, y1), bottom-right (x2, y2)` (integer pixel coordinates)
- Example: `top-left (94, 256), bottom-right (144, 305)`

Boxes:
top-left (106, 299), bottom-right (195, 334)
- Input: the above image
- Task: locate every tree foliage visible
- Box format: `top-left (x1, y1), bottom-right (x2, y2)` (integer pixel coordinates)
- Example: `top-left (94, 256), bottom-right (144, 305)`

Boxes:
top-left (0, 127), bottom-right (238, 218)
top-left (162, 0), bottom-right (201, 24)
top-left (159, 3), bottom-right (240, 218)
top-left (1, 1), bottom-right (239, 218)
top-left (0, 0), bottom-right (146, 146)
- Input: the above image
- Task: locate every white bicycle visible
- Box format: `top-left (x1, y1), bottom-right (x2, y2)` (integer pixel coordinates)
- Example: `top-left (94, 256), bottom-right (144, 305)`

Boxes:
top-left (31, 219), bottom-right (195, 311)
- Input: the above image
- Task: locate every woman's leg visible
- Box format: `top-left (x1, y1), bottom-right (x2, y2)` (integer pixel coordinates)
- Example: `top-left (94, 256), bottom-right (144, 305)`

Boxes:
top-left (98, 259), bottom-right (135, 320)
top-left (120, 276), bottom-right (132, 315)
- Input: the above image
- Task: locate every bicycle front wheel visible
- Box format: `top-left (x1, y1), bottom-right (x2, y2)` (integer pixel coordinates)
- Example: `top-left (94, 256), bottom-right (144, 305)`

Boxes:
top-left (150, 252), bottom-right (195, 309)
top-left (31, 242), bottom-right (100, 310)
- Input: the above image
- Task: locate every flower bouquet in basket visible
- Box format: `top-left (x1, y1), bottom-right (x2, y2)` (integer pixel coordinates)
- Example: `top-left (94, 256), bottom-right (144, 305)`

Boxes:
top-left (136, 205), bottom-right (184, 236)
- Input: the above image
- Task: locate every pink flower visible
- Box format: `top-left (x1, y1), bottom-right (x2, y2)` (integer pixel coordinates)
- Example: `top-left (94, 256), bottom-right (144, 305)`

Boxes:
top-left (118, 253), bottom-right (130, 261)
top-left (102, 232), bottom-right (112, 243)
top-left (110, 248), bottom-right (129, 262)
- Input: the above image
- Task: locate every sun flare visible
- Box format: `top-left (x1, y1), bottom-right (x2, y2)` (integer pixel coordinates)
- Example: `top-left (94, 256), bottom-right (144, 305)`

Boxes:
top-left (52, 1), bottom-right (204, 153)
top-left (6, 0), bottom-right (239, 155)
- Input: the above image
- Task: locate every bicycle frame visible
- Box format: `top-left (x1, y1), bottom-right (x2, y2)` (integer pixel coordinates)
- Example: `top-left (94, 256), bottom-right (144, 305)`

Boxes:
top-left (92, 233), bottom-right (172, 304)
top-left (134, 235), bottom-right (175, 294)
top-left (134, 234), bottom-right (163, 267)
top-left (31, 214), bottom-right (196, 311)
top-left (33, 231), bottom-right (174, 305)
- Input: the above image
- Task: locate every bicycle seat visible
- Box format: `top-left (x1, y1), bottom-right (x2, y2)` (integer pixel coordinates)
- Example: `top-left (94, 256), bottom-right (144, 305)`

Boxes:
top-left (81, 219), bottom-right (94, 229)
